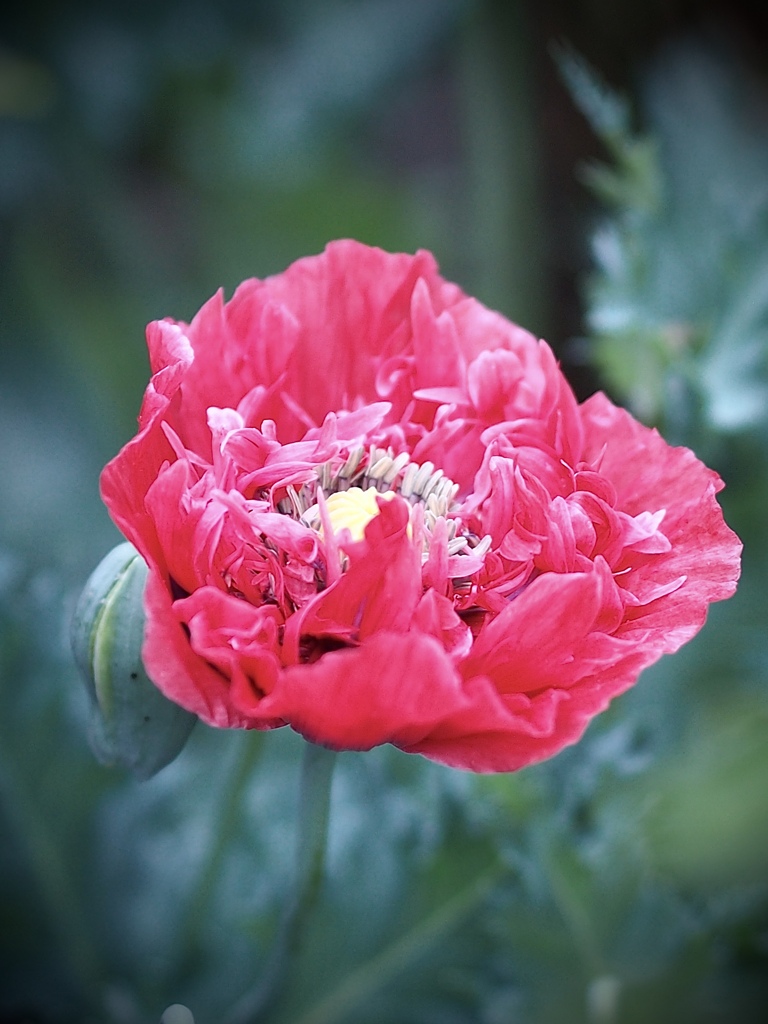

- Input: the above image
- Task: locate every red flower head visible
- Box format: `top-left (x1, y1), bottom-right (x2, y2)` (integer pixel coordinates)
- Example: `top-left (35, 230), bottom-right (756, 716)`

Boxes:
top-left (101, 241), bottom-right (741, 772)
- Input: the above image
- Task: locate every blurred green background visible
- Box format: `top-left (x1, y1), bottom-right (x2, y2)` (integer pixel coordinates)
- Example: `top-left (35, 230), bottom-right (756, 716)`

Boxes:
top-left (2, 1), bottom-right (767, 1022)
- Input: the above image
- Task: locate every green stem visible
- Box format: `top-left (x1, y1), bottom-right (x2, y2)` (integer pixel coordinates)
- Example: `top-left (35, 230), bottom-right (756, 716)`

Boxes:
top-left (222, 741), bottom-right (338, 1024)
top-left (180, 731), bottom-right (265, 963)
top-left (289, 862), bottom-right (503, 1024)
top-left (544, 854), bottom-right (603, 975)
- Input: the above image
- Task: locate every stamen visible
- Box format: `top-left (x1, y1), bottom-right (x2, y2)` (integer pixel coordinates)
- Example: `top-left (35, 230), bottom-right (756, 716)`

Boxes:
top-left (410, 460), bottom-right (436, 498)
top-left (470, 535), bottom-right (493, 559)
top-left (448, 536), bottom-right (470, 555)
top-left (420, 467), bottom-right (444, 500)
top-left (399, 462), bottom-right (419, 499)
top-left (365, 453), bottom-right (394, 482)
top-left (337, 447), bottom-right (366, 483)
top-left (273, 442), bottom-right (491, 584)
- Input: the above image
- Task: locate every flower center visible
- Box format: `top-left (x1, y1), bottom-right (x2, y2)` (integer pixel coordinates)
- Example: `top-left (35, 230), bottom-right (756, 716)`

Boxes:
top-left (274, 445), bottom-right (490, 573)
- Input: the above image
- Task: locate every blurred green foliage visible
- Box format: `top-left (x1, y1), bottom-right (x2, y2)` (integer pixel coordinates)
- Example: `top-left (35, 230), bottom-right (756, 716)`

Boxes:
top-left (559, 40), bottom-right (768, 445)
top-left (1, 2), bottom-right (767, 1023)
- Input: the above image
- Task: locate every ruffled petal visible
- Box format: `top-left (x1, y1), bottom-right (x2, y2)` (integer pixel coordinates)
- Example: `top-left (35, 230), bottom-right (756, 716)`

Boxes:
top-left (142, 572), bottom-right (256, 728)
top-left (403, 647), bottom-right (651, 772)
top-left (283, 495), bottom-right (421, 661)
top-left (460, 567), bottom-right (624, 694)
top-left (580, 393), bottom-right (742, 655)
top-left (174, 586), bottom-right (284, 725)
top-left (100, 321), bottom-right (193, 569)
top-left (257, 630), bottom-right (467, 751)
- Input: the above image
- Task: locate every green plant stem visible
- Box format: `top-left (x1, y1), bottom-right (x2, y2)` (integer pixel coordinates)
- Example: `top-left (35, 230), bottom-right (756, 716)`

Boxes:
top-left (222, 741), bottom-right (338, 1024)
top-left (289, 862), bottom-right (503, 1024)
top-left (180, 731), bottom-right (265, 963)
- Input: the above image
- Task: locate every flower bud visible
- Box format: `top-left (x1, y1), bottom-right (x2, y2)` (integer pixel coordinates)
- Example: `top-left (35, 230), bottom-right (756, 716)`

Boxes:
top-left (71, 542), bottom-right (196, 779)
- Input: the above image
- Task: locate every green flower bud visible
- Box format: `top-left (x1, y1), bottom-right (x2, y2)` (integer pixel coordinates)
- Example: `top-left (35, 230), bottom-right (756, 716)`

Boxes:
top-left (71, 542), bottom-right (196, 779)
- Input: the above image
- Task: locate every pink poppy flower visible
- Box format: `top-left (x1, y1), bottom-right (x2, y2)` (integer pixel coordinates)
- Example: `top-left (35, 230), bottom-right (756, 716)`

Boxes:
top-left (101, 241), bottom-right (741, 772)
